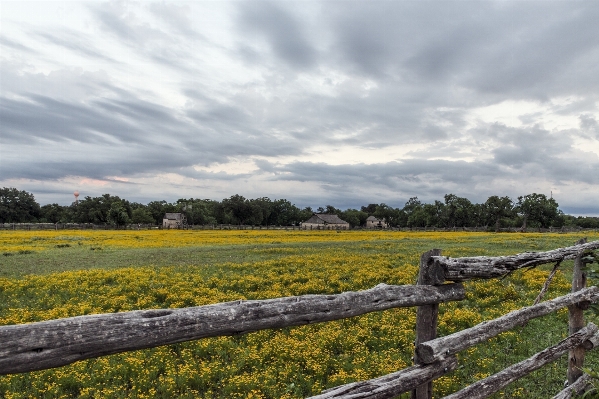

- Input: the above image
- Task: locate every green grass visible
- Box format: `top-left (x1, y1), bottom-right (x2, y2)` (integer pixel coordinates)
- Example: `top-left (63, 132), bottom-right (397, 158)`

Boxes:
top-left (0, 232), bottom-right (589, 279)
top-left (1, 232), bottom-right (598, 398)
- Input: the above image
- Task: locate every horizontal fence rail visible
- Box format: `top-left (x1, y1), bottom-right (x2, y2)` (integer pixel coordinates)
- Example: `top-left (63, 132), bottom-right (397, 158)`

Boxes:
top-left (0, 283), bottom-right (464, 375)
top-left (307, 357), bottom-right (458, 399)
top-left (415, 286), bottom-right (599, 364)
top-left (431, 241), bottom-right (599, 282)
top-left (553, 373), bottom-right (593, 399)
top-left (443, 323), bottom-right (599, 399)
top-left (3, 241), bottom-right (599, 398)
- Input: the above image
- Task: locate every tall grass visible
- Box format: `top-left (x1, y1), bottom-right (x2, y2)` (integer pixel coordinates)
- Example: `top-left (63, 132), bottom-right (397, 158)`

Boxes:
top-left (1, 231), bottom-right (598, 398)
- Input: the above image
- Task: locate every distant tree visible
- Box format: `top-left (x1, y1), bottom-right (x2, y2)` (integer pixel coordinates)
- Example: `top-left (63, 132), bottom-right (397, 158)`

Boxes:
top-left (574, 216), bottom-right (599, 228)
top-left (394, 209), bottom-right (408, 227)
top-left (108, 201), bottom-right (131, 227)
top-left (251, 197), bottom-right (272, 225)
top-left (403, 198), bottom-right (447, 228)
top-left (403, 197), bottom-right (422, 216)
top-left (325, 205), bottom-right (342, 216)
top-left (470, 203), bottom-right (488, 228)
top-left (146, 200), bottom-right (177, 225)
top-left (360, 204), bottom-right (378, 215)
top-left (342, 209), bottom-right (369, 227)
top-left (131, 208), bottom-right (155, 224)
top-left (408, 208), bottom-right (428, 227)
top-left (516, 193), bottom-right (559, 229)
top-left (222, 195), bottom-right (260, 225)
top-left (443, 194), bottom-right (473, 227)
top-left (0, 187), bottom-right (41, 223)
top-left (485, 196), bottom-right (514, 232)
top-left (373, 204), bottom-right (397, 226)
top-left (180, 199), bottom-right (219, 225)
top-left (299, 207), bottom-right (314, 223)
top-left (72, 194), bottom-right (131, 224)
top-left (270, 199), bottom-right (301, 226)
top-left (404, 197), bottom-right (425, 227)
top-left (40, 203), bottom-right (67, 224)
top-left (424, 201), bottom-right (445, 227)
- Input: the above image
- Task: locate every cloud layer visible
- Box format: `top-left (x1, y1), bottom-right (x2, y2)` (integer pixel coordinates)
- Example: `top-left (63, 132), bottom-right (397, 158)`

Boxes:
top-left (1, 1), bottom-right (599, 214)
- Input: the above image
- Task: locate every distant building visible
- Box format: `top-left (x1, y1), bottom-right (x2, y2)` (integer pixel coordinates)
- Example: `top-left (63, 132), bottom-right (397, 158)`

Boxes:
top-left (301, 213), bottom-right (350, 230)
top-left (365, 215), bottom-right (388, 229)
top-left (163, 213), bottom-right (184, 229)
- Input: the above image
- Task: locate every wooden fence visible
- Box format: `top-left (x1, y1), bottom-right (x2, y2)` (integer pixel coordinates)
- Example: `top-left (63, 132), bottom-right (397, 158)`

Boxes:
top-left (1, 222), bottom-right (597, 233)
top-left (2, 241), bottom-right (599, 398)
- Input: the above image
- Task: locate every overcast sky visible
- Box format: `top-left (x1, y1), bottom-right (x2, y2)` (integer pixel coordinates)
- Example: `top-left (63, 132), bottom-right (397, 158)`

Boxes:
top-left (1, 1), bottom-right (599, 214)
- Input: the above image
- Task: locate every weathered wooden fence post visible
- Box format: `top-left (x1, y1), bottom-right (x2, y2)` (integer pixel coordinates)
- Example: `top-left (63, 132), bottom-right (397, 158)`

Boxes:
top-left (412, 249), bottom-right (444, 399)
top-left (568, 238), bottom-right (588, 385)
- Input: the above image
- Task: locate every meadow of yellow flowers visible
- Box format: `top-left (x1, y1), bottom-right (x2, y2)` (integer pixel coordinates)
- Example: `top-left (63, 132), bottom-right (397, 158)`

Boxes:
top-left (1, 230), bottom-right (598, 398)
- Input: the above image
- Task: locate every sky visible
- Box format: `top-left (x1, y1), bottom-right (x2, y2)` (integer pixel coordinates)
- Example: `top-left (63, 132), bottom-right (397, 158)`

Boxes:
top-left (1, 1), bottom-right (599, 215)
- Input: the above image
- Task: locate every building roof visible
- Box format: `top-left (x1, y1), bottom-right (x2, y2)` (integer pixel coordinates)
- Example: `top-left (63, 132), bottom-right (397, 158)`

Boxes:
top-left (366, 216), bottom-right (379, 221)
top-left (311, 213), bottom-right (349, 224)
top-left (164, 213), bottom-right (182, 220)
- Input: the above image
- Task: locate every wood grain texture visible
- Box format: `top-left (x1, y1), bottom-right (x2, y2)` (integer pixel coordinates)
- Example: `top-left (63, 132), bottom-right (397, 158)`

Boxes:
top-left (442, 324), bottom-right (598, 399)
top-left (0, 282), bottom-right (465, 375)
top-left (568, 238), bottom-right (588, 384)
top-left (433, 241), bottom-right (599, 281)
top-left (412, 249), bottom-right (443, 399)
top-left (416, 287), bottom-right (599, 364)
top-left (309, 356), bottom-right (457, 399)
top-left (552, 373), bottom-right (593, 399)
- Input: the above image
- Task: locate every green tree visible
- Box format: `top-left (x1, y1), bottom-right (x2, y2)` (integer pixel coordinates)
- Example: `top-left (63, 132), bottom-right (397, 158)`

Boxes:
top-left (516, 193), bottom-right (560, 229)
top-left (325, 205), bottom-right (342, 216)
top-left (271, 199), bottom-right (301, 226)
top-left (108, 201), bottom-right (131, 227)
top-left (394, 209), bottom-right (408, 227)
top-left (251, 197), bottom-right (272, 225)
top-left (178, 199), bottom-right (219, 225)
top-left (373, 204), bottom-right (400, 227)
top-left (0, 187), bottom-right (41, 223)
top-left (146, 200), bottom-right (177, 225)
top-left (360, 204), bottom-right (378, 215)
top-left (423, 201), bottom-right (445, 227)
top-left (222, 195), bottom-right (259, 225)
top-left (39, 203), bottom-right (68, 223)
top-left (341, 209), bottom-right (369, 227)
top-left (485, 196), bottom-right (514, 232)
top-left (72, 194), bottom-right (132, 224)
top-left (574, 216), bottom-right (599, 228)
top-left (443, 194), bottom-right (472, 227)
top-left (299, 207), bottom-right (314, 223)
top-left (131, 208), bottom-right (155, 224)
top-left (403, 197), bottom-right (422, 216)
top-left (404, 197), bottom-right (425, 227)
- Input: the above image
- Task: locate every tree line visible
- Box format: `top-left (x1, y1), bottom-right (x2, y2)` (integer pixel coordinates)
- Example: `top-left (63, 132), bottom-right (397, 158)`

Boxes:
top-left (1, 187), bottom-right (598, 230)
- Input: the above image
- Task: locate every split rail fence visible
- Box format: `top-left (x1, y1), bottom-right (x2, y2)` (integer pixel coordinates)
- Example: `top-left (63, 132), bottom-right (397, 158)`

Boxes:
top-left (2, 240), bottom-right (599, 398)
top-left (2, 223), bottom-right (597, 233)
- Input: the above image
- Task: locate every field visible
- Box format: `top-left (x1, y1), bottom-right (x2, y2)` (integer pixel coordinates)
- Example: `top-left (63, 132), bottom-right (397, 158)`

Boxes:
top-left (1, 230), bottom-right (599, 399)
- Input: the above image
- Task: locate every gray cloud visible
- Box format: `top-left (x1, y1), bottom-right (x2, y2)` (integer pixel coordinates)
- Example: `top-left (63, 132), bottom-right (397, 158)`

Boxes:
top-left (236, 1), bottom-right (317, 69)
top-left (0, 36), bottom-right (34, 53)
top-left (147, 3), bottom-right (203, 39)
top-left (580, 115), bottom-right (599, 139)
top-left (2, 1), bottom-right (599, 215)
top-left (34, 30), bottom-right (117, 62)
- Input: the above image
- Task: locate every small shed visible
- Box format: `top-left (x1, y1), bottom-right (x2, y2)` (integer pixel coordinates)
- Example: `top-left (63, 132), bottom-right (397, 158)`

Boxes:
top-left (365, 215), bottom-right (388, 229)
top-left (163, 213), bottom-right (183, 229)
top-left (301, 213), bottom-right (350, 230)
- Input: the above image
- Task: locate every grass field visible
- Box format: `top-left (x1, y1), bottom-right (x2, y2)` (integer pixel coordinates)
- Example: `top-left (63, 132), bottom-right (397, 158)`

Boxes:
top-left (1, 230), bottom-right (599, 398)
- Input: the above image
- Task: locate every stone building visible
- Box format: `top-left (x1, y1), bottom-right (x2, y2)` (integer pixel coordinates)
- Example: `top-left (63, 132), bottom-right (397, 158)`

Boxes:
top-left (301, 213), bottom-right (350, 230)
top-left (365, 215), bottom-right (388, 229)
top-left (163, 213), bottom-right (184, 229)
